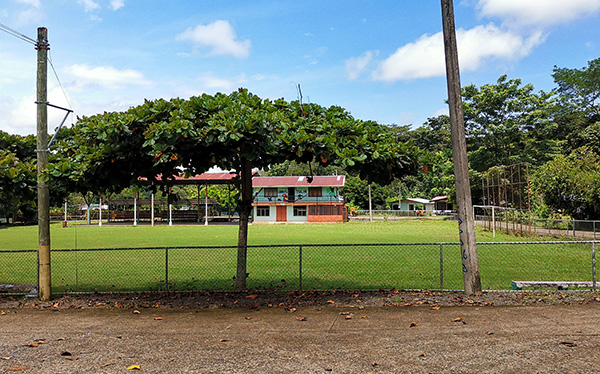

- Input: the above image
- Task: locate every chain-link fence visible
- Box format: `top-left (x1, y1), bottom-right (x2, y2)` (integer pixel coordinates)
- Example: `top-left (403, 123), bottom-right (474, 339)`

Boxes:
top-left (1, 241), bottom-right (597, 295)
top-left (475, 213), bottom-right (600, 239)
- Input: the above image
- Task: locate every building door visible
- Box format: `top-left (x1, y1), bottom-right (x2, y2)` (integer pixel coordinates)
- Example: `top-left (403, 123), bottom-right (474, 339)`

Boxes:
top-left (287, 187), bottom-right (295, 202)
top-left (276, 206), bottom-right (287, 222)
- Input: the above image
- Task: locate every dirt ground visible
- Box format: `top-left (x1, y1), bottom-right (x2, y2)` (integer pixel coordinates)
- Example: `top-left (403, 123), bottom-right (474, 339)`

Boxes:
top-left (1, 290), bottom-right (600, 373)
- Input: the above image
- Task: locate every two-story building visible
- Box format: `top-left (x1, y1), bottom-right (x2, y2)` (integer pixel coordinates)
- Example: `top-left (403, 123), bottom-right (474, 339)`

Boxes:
top-left (252, 176), bottom-right (347, 223)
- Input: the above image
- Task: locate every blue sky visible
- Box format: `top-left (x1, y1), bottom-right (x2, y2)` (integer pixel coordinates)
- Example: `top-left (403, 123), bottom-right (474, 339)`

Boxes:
top-left (1, 0), bottom-right (600, 135)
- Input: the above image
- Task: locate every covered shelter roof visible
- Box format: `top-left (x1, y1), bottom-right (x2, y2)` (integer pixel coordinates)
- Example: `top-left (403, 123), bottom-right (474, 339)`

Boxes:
top-left (401, 198), bottom-right (432, 205)
top-left (139, 172), bottom-right (238, 185)
top-left (108, 198), bottom-right (219, 206)
top-left (252, 176), bottom-right (346, 188)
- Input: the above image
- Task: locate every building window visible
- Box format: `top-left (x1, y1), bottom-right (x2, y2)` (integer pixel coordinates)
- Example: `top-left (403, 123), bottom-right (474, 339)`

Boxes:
top-left (308, 187), bottom-right (322, 197)
top-left (256, 206), bottom-right (270, 217)
top-left (309, 205), bottom-right (343, 215)
top-left (293, 206), bottom-right (307, 216)
top-left (264, 188), bottom-right (278, 197)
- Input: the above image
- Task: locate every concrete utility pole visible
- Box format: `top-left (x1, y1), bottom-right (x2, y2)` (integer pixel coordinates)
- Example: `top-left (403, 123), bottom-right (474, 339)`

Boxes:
top-left (36, 27), bottom-right (51, 301)
top-left (440, 0), bottom-right (482, 295)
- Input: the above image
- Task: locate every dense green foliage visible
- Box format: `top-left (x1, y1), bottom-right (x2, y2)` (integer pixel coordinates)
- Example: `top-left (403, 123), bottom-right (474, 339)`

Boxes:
top-left (3, 57), bottom-right (600, 222)
top-left (531, 147), bottom-right (600, 219)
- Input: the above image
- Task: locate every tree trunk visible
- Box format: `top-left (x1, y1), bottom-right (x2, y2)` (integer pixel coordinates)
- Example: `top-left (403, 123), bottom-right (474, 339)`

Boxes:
top-left (235, 157), bottom-right (253, 291)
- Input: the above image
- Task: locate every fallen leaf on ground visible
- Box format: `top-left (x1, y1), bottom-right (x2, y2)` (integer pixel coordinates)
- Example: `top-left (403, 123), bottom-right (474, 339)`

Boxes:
top-left (245, 316), bottom-right (253, 320)
top-left (287, 308), bottom-right (297, 313)
top-left (220, 338), bottom-right (230, 342)
top-left (340, 311), bottom-right (352, 315)
top-left (0, 311), bottom-right (5, 315)
top-left (65, 357), bottom-right (79, 361)
top-left (345, 315), bottom-right (352, 320)
top-left (8, 366), bottom-right (27, 372)
top-left (153, 317), bottom-right (163, 320)
top-left (132, 310), bottom-right (141, 315)
top-left (360, 315), bottom-right (368, 319)
top-left (37, 340), bottom-right (47, 344)
top-left (127, 365), bottom-right (141, 370)
top-left (101, 362), bottom-right (116, 368)
top-left (560, 341), bottom-right (577, 347)
top-left (371, 362), bottom-right (378, 366)
top-left (452, 317), bottom-right (463, 323)
top-left (327, 300), bottom-right (335, 304)
top-left (419, 353), bottom-right (426, 357)
top-left (409, 322), bottom-right (419, 327)
top-left (1, 357), bottom-right (11, 360)
top-left (246, 294), bottom-right (258, 299)
top-left (486, 331), bottom-right (494, 335)
top-left (296, 317), bottom-right (307, 321)
top-left (431, 306), bottom-right (441, 310)
top-left (26, 343), bottom-right (38, 347)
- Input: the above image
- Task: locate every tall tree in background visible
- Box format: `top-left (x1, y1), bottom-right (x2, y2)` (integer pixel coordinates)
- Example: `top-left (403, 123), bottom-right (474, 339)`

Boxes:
top-left (462, 75), bottom-right (561, 172)
top-left (552, 57), bottom-right (600, 155)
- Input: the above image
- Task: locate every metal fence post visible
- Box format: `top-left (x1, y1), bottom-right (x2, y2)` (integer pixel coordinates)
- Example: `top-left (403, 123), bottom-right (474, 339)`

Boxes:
top-left (440, 244), bottom-right (444, 291)
top-left (165, 247), bottom-right (169, 291)
top-left (593, 242), bottom-right (596, 292)
top-left (299, 245), bottom-right (303, 291)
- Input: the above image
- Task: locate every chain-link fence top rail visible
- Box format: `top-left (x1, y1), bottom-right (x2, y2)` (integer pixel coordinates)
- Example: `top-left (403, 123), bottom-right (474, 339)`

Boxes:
top-left (1, 241), bottom-right (597, 294)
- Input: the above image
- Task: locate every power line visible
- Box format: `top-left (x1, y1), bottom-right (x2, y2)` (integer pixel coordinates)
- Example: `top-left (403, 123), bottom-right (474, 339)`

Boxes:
top-left (0, 22), bottom-right (37, 45)
top-left (48, 50), bottom-right (73, 111)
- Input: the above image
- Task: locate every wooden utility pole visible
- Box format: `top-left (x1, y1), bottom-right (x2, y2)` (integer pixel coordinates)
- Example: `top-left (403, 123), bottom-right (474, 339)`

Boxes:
top-left (440, 0), bottom-right (482, 295)
top-left (36, 27), bottom-right (51, 301)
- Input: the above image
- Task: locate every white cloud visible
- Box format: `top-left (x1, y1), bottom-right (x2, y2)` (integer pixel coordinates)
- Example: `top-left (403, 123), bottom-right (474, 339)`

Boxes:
top-left (372, 24), bottom-right (544, 82)
top-left (63, 64), bottom-right (151, 90)
top-left (0, 87), bottom-right (75, 136)
top-left (345, 51), bottom-right (376, 80)
top-left (176, 20), bottom-right (251, 59)
top-left (77, 0), bottom-right (100, 12)
top-left (477, 0), bottom-right (600, 27)
top-left (110, 0), bottom-right (125, 11)
top-left (198, 73), bottom-right (247, 91)
top-left (16, 0), bottom-right (40, 7)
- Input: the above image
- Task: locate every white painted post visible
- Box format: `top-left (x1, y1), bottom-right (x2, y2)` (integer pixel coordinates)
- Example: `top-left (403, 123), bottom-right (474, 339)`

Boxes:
top-left (133, 194), bottom-right (137, 226)
top-left (492, 206), bottom-right (496, 238)
top-left (151, 193), bottom-right (155, 227)
top-left (98, 194), bottom-right (102, 227)
top-left (64, 197), bottom-right (68, 225)
top-left (169, 203), bottom-right (173, 226)
top-left (368, 184), bottom-right (373, 223)
top-left (204, 183), bottom-right (208, 226)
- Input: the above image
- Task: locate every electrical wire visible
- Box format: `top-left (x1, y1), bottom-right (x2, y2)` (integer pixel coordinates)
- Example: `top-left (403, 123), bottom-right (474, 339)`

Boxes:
top-left (48, 50), bottom-right (74, 113)
top-left (0, 22), bottom-right (36, 45)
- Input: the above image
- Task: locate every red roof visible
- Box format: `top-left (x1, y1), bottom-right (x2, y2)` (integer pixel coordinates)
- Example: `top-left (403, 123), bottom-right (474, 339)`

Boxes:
top-left (253, 176), bottom-right (346, 187)
top-left (139, 173), bottom-right (237, 184)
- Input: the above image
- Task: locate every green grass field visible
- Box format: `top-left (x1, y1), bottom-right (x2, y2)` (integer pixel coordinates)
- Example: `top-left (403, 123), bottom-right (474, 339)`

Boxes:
top-left (0, 219), bottom-right (517, 250)
top-left (0, 220), bottom-right (596, 293)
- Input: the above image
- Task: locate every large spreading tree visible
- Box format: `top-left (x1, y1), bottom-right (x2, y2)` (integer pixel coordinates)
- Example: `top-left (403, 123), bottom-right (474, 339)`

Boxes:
top-left (50, 89), bottom-right (421, 290)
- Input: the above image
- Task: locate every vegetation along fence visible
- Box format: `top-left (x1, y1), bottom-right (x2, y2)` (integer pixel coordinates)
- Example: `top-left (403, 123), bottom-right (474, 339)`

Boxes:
top-left (1, 241), bottom-right (598, 295)
top-left (475, 214), bottom-right (600, 240)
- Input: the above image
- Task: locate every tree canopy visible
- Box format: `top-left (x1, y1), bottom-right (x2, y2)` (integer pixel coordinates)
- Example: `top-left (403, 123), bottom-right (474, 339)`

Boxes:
top-left (48, 89), bottom-right (421, 289)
